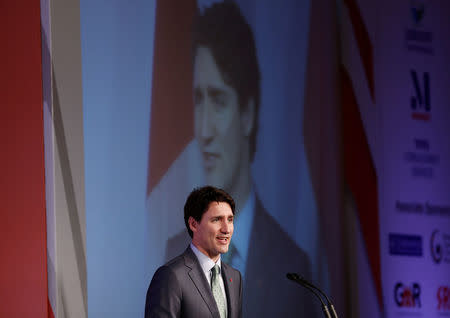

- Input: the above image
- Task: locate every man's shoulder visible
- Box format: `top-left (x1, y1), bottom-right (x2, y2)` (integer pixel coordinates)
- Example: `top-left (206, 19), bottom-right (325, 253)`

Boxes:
top-left (252, 197), bottom-right (310, 270)
top-left (164, 251), bottom-right (186, 268)
top-left (222, 261), bottom-right (241, 277)
top-left (254, 198), bottom-right (306, 253)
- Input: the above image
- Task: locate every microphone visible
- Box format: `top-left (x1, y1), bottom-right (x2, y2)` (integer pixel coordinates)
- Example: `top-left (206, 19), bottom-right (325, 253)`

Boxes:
top-left (286, 273), bottom-right (332, 318)
top-left (293, 273), bottom-right (338, 318)
top-left (286, 273), bottom-right (338, 318)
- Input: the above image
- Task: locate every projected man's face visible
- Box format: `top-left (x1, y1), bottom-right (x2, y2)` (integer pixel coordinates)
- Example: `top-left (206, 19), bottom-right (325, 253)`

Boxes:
top-left (193, 47), bottom-right (248, 192)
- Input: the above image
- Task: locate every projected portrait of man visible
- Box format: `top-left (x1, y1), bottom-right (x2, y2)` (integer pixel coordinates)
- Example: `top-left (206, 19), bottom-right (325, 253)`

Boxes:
top-left (192, 6), bottom-right (257, 218)
top-left (165, 2), bottom-right (317, 317)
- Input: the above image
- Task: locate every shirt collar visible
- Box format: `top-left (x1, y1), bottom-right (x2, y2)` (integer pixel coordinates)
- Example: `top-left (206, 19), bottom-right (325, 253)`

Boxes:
top-left (190, 242), bottom-right (221, 273)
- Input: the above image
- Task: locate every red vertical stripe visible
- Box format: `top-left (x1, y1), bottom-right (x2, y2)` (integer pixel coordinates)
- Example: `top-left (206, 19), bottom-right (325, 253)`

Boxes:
top-left (342, 67), bottom-right (382, 308)
top-left (147, 0), bottom-right (197, 194)
top-left (0, 1), bottom-right (48, 318)
top-left (344, 0), bottom-right (375, 100)
top-left (48, 299), bottom-right (54, 318)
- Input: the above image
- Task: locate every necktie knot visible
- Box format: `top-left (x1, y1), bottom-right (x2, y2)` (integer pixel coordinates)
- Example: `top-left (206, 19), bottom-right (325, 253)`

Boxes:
top-left (212, 264), bottom-right (220, 277)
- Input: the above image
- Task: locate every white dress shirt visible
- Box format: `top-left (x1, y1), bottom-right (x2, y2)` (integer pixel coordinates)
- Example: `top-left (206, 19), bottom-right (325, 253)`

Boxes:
top-left (190, 243), bottom-right (228, 316)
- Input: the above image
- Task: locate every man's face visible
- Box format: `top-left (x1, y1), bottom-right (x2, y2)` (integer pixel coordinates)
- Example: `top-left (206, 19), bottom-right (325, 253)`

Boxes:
top-left (193, 47), bottom-right (248, 192)
top-left (189, 201), bottom-right (234, 261)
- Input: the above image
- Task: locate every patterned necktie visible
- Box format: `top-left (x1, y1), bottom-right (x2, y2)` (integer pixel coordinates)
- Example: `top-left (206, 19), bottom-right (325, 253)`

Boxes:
top-left (211, 264), bottom-right (226, 318)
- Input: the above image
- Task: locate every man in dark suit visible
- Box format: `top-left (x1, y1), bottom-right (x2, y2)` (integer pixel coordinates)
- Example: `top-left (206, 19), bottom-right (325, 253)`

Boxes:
top-left (164, 2), bottom-right (317, 317)
top-left (166, 197), bottom-right (315, 317)
top-left (145, 186), bottom-right (242, 318)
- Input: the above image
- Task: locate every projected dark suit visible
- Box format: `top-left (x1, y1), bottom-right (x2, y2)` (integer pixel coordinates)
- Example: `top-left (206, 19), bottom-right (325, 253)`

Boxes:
top-left (165, 198), bottom-right (316, 318)
top-left (145, 246), bottom-right (242, 318)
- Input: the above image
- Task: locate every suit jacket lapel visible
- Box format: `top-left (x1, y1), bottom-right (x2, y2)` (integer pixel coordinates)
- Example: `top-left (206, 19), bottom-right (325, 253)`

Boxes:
top-left (221, 263), bottom-right (236, 318)
top-left (184, 247), bottom-right (221, 318)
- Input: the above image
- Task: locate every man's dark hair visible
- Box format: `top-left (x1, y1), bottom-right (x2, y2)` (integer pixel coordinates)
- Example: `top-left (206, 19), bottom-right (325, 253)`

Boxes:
top-left (184, 186), bottom-right (235, 238)
top-left (192, 1), bottom-right (260, 161)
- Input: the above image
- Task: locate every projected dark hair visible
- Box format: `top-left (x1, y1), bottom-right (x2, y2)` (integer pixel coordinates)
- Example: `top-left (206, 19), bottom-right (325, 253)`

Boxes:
top-left (184, 186), bottom-right (235, 238)
top-left (192, 1), bottom-right (261, 161)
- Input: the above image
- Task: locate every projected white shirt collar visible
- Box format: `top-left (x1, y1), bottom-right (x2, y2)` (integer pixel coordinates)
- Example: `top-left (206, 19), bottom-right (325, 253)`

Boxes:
top-left (227, 187), bottom-right (255, 279)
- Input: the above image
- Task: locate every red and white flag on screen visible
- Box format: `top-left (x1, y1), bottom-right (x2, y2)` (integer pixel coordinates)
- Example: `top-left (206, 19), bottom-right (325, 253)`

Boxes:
top-left (145, 0), bottom-right (202, 265)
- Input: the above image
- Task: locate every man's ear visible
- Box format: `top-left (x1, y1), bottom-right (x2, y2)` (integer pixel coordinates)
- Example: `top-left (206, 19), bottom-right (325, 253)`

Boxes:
top-left (241, 98), bottom-right (255, 137)
top-left (188, 216), bottom-right (198, 234)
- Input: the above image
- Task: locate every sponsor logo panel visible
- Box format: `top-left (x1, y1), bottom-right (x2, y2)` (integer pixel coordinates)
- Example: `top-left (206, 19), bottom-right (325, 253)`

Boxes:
top-left (437, 286), bottom-right (450, 312)
top-left (430, 230), bottom-right (450, 265)
top-left (402, 138), bottom-right (440, 179)
top-left (410, 70), bottom-right (431, 122)
top-left (394, 282), bottom-right (422, 308)
top-left (404, 1), bottom-right (434, 55)
top-left (389, 233), bottom-right (423, 257)
top-left (395, 200), bottom-right (450, 218)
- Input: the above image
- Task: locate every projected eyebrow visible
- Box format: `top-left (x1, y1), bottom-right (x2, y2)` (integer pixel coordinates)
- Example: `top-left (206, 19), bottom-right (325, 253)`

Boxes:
top-left (194, 86), bottom-right (229, 106)
top-left (207, 87), bottom-right (228, 106)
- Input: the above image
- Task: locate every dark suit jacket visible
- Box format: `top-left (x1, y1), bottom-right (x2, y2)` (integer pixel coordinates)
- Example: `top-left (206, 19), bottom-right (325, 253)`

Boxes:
top-left (165, 198), bottom-right (318, 318)
top-left (145, 246), bottom-right (243, 318)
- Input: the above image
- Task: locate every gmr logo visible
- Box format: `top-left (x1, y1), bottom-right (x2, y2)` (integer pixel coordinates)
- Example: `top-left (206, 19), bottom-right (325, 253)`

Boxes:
top-left (394, 282), bottom-right (421, 307)
top-left (437, 286), bottom-right (450, 311)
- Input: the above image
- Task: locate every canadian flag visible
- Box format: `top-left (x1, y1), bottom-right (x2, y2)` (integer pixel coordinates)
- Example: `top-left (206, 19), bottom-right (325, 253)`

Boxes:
top-left (145, 0), bottom-right (201, 269)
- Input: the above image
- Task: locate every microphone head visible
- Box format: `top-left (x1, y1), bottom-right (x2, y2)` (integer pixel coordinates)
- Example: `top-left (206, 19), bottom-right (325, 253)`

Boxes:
top-left (286, 272), bottom-right (328, 308)
top-left (286, 273), bottom-right (302, 283)
top-left (292, 273), bottom-right (301, 280)
top-left (286, 273), bottom-right (296, 281)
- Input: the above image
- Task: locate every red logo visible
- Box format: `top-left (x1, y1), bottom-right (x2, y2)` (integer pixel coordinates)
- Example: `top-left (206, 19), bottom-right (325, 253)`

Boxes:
top-left (437, 286), bottom-right (450, 311)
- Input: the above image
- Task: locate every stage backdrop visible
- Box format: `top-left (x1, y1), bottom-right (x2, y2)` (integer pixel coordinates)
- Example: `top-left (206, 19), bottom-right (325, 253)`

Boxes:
top-left (4, 0), bottom-right (450, 317)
